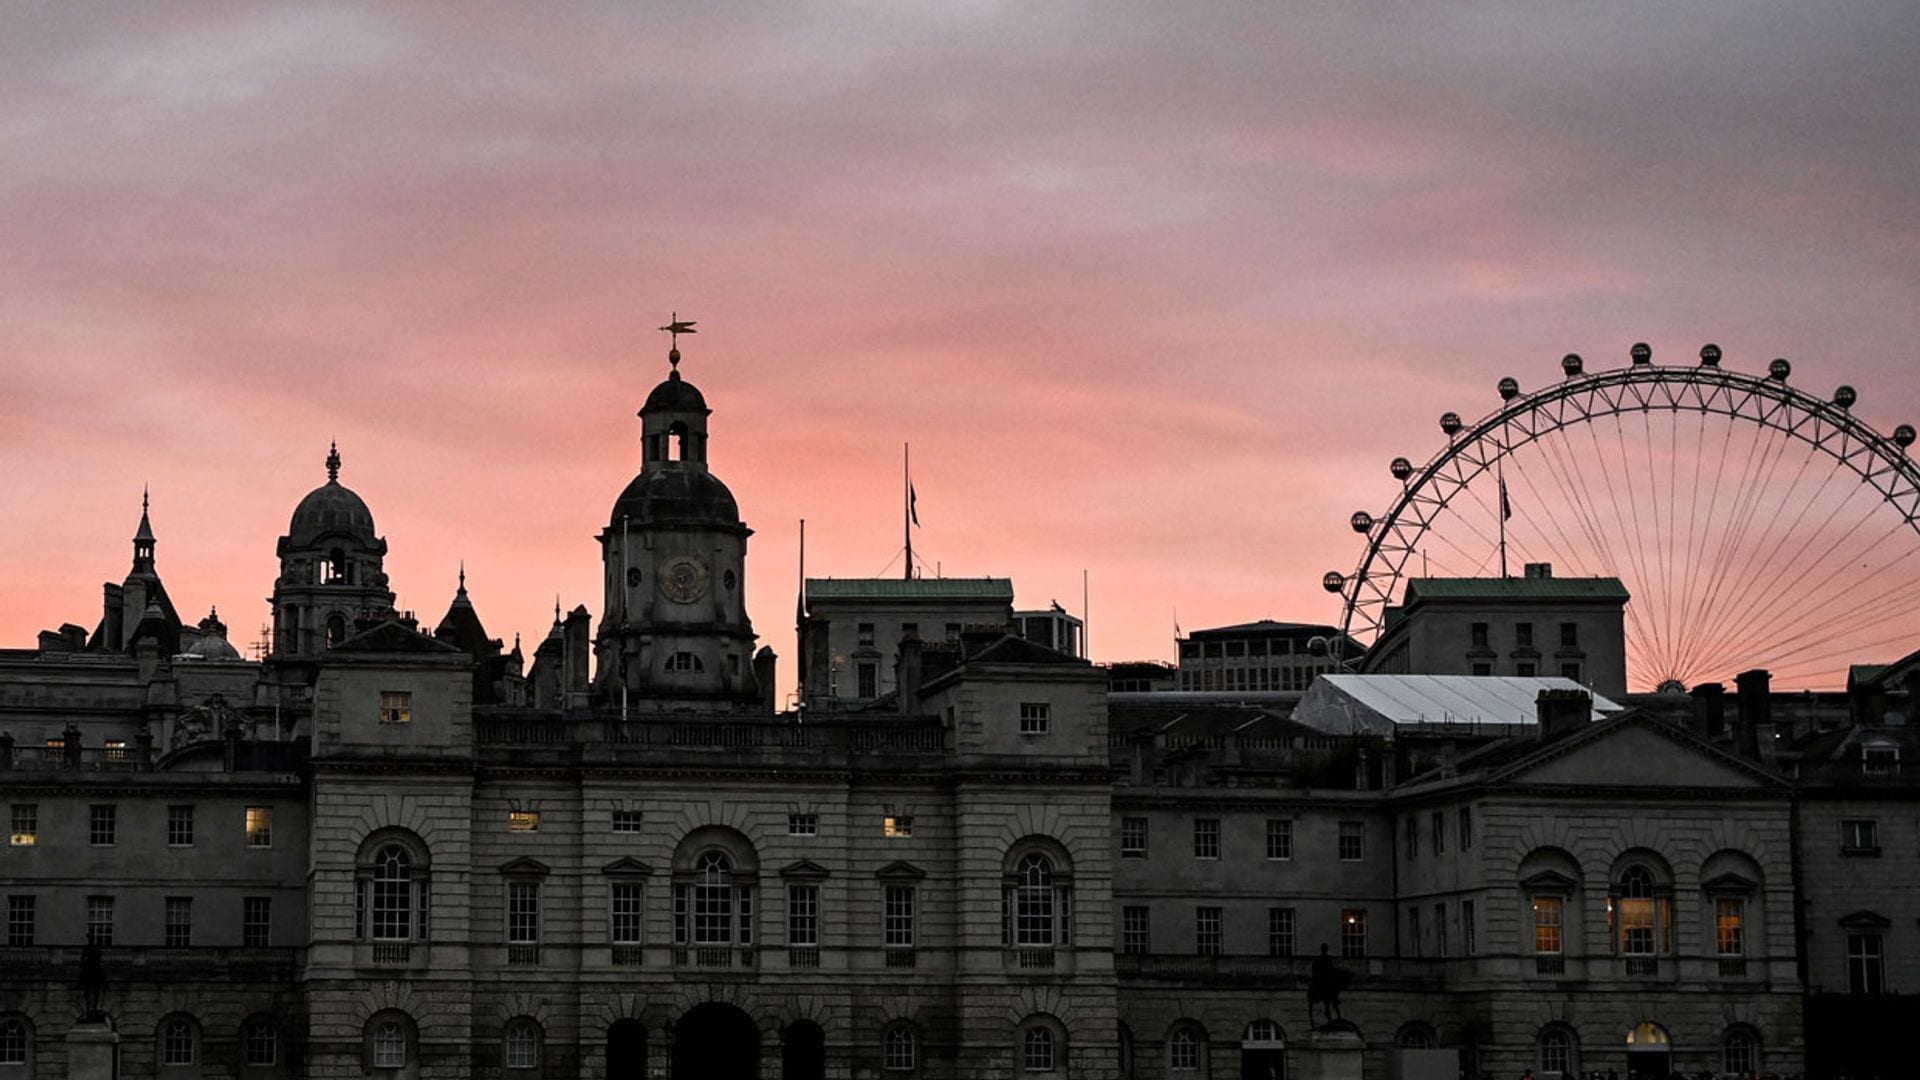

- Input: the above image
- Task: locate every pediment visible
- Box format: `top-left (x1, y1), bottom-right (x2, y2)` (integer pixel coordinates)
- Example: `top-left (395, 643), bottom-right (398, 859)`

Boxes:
top-left (601, 857), bottom-right (654, 877)
top-left (780, 859), bottom-right (831, 880)
top-left (1520, 869), bottom-right (1580, 893)
top-left (499, 856), bottom-right (551, 877)
top-left (1839, 910), bottom-right (1892, 929)
top-left (875, 860), bottom-right (926, 881)
top-left (1701, 871), bottom-right (1757, 894)
top-left (1500, 719), bottom-right (1775, 790)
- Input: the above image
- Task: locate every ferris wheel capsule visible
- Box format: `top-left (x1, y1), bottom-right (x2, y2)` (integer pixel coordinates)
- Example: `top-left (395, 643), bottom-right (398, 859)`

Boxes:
top-left (1700, 344), bottom-right (1722, 367)
top-left (1769, 358), bottom-right (1791, 381)
top-left (1390, 457), bottom-right (1413, 481)
top-left (1631, 342), bottom-right (1652, 365)
top-left (1562, 353), bottom-right (1584, 377)
top-left (1835, 385), bottom-right (1858, 409)
top-left (1894, 424), bottom-right (1916, 449)
top-left (1321, 571), bottom-right (1346, 594)
top-left (1440, 411), bottom-right (1462, 436)
top-left (1498, 377), bottom-right (1520, 400)
top-left (1350, 511), bottom-right (1374, 534)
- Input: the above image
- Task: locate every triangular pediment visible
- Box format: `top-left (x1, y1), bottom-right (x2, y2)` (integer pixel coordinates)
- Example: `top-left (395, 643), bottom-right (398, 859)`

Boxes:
top-left (499, 856), bottom-right (551, 877)
top-left (1520, 869), bottom-right (1580, 893)
top-left (875, 860), bottom-right (926, 881)
top-left (780, 859), bottom-right (831, 880)
top-left (1702, 871), bottom-right (1758, 894)
top-left (600, 857), bottom-right (654, 877)
top-left (1839, 910), bottom-right (1892, 929)
top-left (1497, 716), bottom-right (1778, 790)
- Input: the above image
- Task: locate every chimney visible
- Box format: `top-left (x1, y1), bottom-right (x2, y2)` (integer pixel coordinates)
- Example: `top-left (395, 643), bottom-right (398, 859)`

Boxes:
top-left (1690, 683), bottom-right (1726, 739)
top-left (752, 647), bottom-right (778, 714)
top-left (1735, 669), bottom-right (1771, 759)
top-left (564, 606), bottom-right (592, 702)
top-left (1523, 562), bottom-right (1553, 579)
top-left (1536, 688), bottom-right (1592, 740)
top-left (895, 631), bottom-right (925, 715)
top-left (103, 583), bottom-right (125, 651)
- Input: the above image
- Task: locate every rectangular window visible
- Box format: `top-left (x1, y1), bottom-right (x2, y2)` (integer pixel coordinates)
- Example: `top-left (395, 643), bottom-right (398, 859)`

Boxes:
top-left (1533, 896), bottom-right (1563, 954)
top-left (884, 886), bottom-right (915, 948)
top-left (87, 895), bottom-right (114, 946)
top-left (1018, 702), bottom-right (1050, 735)
top-left (89, 804), bottom-right (116, 847)
top-left (243, 897), bottom-right (272, 948)
top-left (1193, 818), bottom-right (1220, 859)
top-left (507, 881), bottom-right (540, 944)
top-left (1431, 811), bottom-right (1445, 854)
top-left (102, 739), bottom-right (126, 761)
top-left (884, 816), bottom-right (912, 838)
top-left (856, 662), bottom-right (878, 699)
top-left (1516, 622), bottom-right (1534, 649)
top-left (1560, 622), bottom-right (1578, 648)
top-left (1458, 806), bottom-right (1473, 850)
top-left (1434, 902), bottom-right (1448, 956)
top-left (944, 623), bottom-right (962, 640)
top-left (1268, 907), bottom-right (1295, 957)
top-left (1195, 906), bottom-right (1222, 956)
top-left (1408, 905), bottom-right (1422, 956)
top-left (1265, 819), bottom-right (1293, 861)
top-left (787, 884), bottom-right (819, 947)
top-left (788, 813), bottom-right (818, 836)
top-left (1841, 819), bottom-right (1879, 853)
top-left (1122, 906), bottom-right (1150, 955)
top-left (1404, 817), bottom-right (1419, 860)
top-left (1470, 622), bottom-right (1489, 648)
top-left (1848, 933), bottom-right (1885, 994)
top-left (8, 804), bottom-right (35, 847)
top-left (1516, 661), bottom-right (1538, 677)
top-left (509, 810), bottom-right (540, 832)
top-left (168, 805), bottom-right (195, 847)
top-left (1120, 817), bottom-right (1148, 858)
top-left (1561, 662), bottom-right (1583, 681)
top-left (1470, 662), bottom-right (1493, 676)
top-left (858, 622), bottom-right (876, 646)
top-left (165, 896), bottom-right (193, 948)
top-left (1715, 898), bottom-right (1745, 956)
top-left (1462, 899), bottom-right (1476, 955)
top-left (6, 895), bottom-right (33, 946)
top-left (245, 806), bottom-right (273, 847)
top-left (1338, 820), bottom-right (1365, 862)
top-left (379, 690), bottom-right (412, 724)
top-left (611, 809), bottom-right (642, 833)
top-left (611, 883), bottom-right (644, 945)
top-left (1340, 909), bottom-right (1366, 958)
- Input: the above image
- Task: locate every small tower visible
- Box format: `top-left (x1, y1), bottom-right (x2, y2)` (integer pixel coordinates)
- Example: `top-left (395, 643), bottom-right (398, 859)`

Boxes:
top-left (596, 326), bottom-right (759, 711)
top-left (102, 489), bottom-right (180, 652)
top-left (269, 443), bottom-right (396, 666)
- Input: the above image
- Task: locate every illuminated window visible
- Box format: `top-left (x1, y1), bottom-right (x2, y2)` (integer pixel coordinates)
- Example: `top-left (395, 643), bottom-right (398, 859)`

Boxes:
top-left (102, 740), bottom-right (127, 761)
top-left (509, 810), bottom-right (540, 832)
top-left (245, 806), bottom-right (273, 848)
top-left (379, 691), bottom-right (412, 724)
top-left (1715, 898), bottom-right (1744, 956)
top-left (884, 816), bottom-right (912, 838)
top-left (1340, 909), bottom-right (1367, 958)
top-left (9, 805), bottom-right (35, 847)
top-left (1533, 896), bottom-right (1563, 954)
top-left (1616, 866), bottom-right (1659, 955)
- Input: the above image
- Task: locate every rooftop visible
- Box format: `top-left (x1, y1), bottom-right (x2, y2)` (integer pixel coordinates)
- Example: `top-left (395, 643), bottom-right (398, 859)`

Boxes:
top-left (1294, 674), bottom-right (1624, 735)
top-left (1185, 619), bottom-right (1340, 639)
top-left (805, 577), bottom-right (1014, 602)
top-left (1403, 576), bottom-right (1630, 603)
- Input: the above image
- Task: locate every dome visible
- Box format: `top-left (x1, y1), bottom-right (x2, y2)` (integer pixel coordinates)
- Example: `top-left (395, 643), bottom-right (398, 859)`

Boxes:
top-left (610, 467), bottom-right (740, 527)
top-left (644, 370), bottom-right (709, 413)
top-left (289, 481), bottom-right (377, 544)
top-left (185, 632), bottom-right (242, 661)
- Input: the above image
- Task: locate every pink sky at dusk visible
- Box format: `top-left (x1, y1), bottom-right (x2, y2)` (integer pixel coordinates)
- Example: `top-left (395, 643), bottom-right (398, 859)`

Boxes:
top-left (4, 4), bottom-right (1919, 690)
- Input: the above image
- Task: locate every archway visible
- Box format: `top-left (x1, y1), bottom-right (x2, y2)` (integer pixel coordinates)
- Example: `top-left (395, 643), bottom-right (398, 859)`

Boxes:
top-left (1625, 1021), bottom-right (1671, 1079)
top-left (673, 1003), bottom-right (759, 1080)
top-left (607, 1019), bottom-right (647, 1080)
top-left (1241, 1019), bottom-right (1286, 1080)
top-left (782, 1019), bottom-right (825, 1080)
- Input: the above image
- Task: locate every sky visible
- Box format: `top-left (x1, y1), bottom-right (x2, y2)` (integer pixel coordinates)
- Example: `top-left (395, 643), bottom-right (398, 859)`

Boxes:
top-left (4, 3), bottom-right (1919, 691)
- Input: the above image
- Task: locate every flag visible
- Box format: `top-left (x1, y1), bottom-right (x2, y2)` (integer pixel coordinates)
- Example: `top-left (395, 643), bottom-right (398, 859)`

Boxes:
top-left (1499, 476), bottom-right (1512, 521)
top-left (909, 483), bottom-right (919, 526)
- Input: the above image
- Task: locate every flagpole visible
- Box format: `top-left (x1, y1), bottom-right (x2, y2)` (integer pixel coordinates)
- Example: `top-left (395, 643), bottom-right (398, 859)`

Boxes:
top-left (1497, 458), bottom-right (1509, 580)
top-left (903, 442), bottom-right (912, 581)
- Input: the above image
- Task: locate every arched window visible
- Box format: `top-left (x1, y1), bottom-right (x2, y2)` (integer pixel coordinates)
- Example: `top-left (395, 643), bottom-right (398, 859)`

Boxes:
top-left (0, 1017), bottom-right (30, 1067)
top-left (670, 829), bottom-right (758, 950)
top-left (1396, 1022), bottom-right (1436, 1049)
top-left (666, 652), bottom-right (705, 673)
top-left (160, 1015), bottom-right (198, 1066)
top-left (1024, 1027), bottom-right (1056, 1071)
top-left (694, 851), bottom-right (734, 944)
top-left (504, 1019), bottom-right (542, 1070)
top-left (884, 1025), bottom-right (916, 1071)
top-left (1608, 857), bottom-right (1673, 963)
top-left (1538, 1025), bottom-right (1576, 1077)
top-left (327, 612), bottom-right (348, 648)
top-left (1015, 854), bottom-right (1055, 945)
top-left (243, 1017), bottom-right (279, 1066)
top-left (1002, 842), bottom-right (1073, 950)
top-left (356, 832), bottom-right (430, 945)
top-left (1723, 1026), bottom-right (1759, 1073)
top-left (373, 845), bottom-right (413, 939)
top-left (1168, 1024), bottom-right (1204, 1073)
top-left (669, 421), bottom-right (689, 462)
top-left (374, 1020), bottom-right (407, 1068)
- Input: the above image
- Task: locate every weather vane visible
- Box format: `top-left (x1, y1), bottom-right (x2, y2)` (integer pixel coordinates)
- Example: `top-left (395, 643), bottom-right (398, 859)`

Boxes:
top-left (659, 312), bottom-right (697, 368)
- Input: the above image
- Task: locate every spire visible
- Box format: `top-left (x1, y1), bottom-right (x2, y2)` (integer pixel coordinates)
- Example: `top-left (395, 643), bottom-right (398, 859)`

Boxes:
top-left (457, 561), bottom-right (468, 597)
top-left (326, 441), bottom-right (341, 483)
top-left (134, 486), bottom-right (155, 542)
top-left (131, 486), bottom-right (156, 572)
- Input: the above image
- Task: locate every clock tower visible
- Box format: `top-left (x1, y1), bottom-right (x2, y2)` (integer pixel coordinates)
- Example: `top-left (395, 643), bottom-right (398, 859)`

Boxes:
top-left (595, 331), bottom-right (759, 711)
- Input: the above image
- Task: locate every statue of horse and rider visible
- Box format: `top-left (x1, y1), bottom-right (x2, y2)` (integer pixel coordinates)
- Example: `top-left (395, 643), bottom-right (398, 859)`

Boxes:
top-left (1307, 945), bottom-right (1356, 1032)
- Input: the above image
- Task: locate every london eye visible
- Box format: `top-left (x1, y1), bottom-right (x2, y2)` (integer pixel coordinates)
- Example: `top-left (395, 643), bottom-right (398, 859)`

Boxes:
top-left (1324, 344), bottom-right (1920, 691)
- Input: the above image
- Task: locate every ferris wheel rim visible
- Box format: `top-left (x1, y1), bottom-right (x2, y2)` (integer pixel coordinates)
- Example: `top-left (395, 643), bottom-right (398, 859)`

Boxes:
top-left (1333, 358), bottom-right (1920, 669)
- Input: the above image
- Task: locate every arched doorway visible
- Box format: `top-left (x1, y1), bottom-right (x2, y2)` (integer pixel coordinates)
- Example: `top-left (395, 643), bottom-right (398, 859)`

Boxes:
top-left (1625, 1021), bottom-right (1671, 1079)
top-left (1241, 1019), bottom-right (1286, 1080)
top-left (782, 1019), bottom-right (825, 1080)
top-left (608, 1019), bottom-right (647, 1080)
top-left (673, 1003), bottom-right (759, 1080)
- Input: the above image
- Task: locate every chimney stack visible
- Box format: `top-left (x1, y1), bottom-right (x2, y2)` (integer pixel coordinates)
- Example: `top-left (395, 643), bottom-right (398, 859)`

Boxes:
top-left (1536, 688), bottom-right (1592, 740)
top-left (1690, 682), bottom-right (1726, 739)
top-left (1735, 669), bottom-right (1771, 759)
top-left (895, 631), bottom-right (925, 714)
top-left (564, 605), bottom-right (592, 704)
top-left (753, 647), bottom-right (778, 714)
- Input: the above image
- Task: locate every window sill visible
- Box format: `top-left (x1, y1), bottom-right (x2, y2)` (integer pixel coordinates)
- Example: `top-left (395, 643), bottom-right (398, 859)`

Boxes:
top-left (1840, 846), bottom-right (1882, 857)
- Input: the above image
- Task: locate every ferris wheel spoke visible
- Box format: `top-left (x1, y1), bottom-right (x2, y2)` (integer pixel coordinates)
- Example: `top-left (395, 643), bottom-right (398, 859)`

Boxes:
top-left (1724, 562), bottom-right (1920, 683)
top-left (1706, 518), bottom-right (1918, 674)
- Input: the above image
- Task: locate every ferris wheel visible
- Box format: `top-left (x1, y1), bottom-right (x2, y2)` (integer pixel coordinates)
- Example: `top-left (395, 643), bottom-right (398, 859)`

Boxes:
top-left (1324, 343), bottom-right (1920, 691)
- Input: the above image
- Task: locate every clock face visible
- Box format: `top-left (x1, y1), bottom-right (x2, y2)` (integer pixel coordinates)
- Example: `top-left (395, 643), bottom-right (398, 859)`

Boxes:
top-left (657, 555), bottom-right (710, 604)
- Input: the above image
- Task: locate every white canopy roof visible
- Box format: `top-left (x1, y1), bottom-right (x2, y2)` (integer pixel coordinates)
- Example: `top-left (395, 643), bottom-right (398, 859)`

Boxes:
top-left (1293, 674), bottom-right (1624, 736)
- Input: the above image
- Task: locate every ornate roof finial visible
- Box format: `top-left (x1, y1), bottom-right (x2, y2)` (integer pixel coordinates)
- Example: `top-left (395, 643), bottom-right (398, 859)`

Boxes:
top-left (457, 561), bottom-right (467, 596)
top-left (326, 441), bottom-right (341, 483)
top-left (659, 312), bottom-right (697, 373)
top-left (142, 484), bottom-right (149, 514)
top-left (554, 595), bottom-right (563, 623)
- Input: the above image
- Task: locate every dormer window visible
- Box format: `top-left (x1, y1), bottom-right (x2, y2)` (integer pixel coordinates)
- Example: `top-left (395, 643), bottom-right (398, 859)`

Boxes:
top-left (380, 692), bottom-right (412, 725)
top-left (1862, 743), bottom-right (1899, 776)
top-left (665, 652), bottom-right (704, 674)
